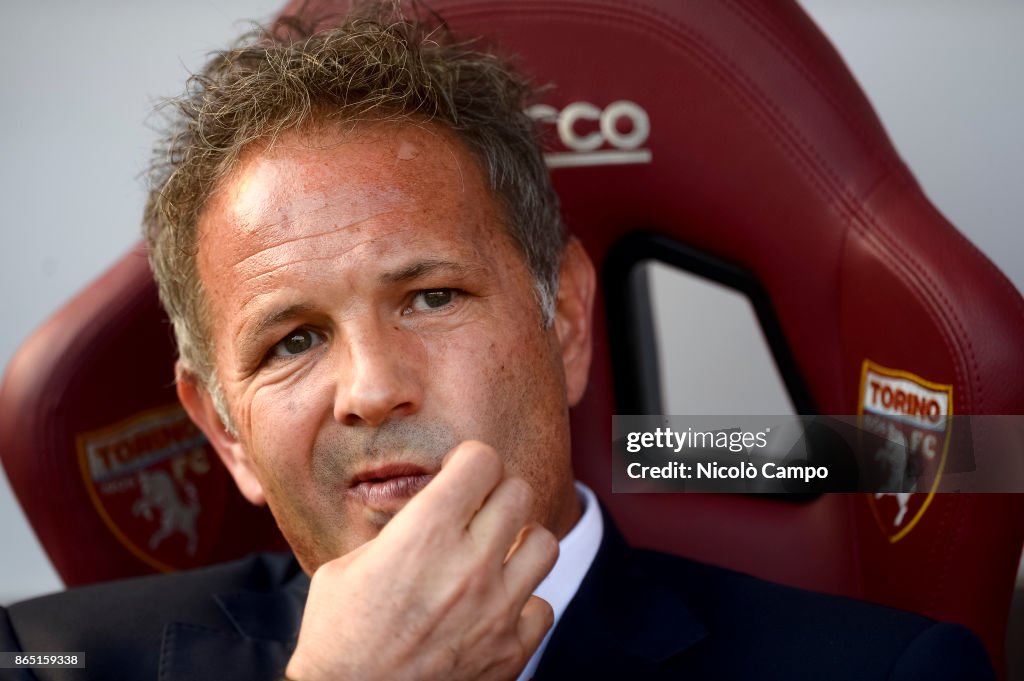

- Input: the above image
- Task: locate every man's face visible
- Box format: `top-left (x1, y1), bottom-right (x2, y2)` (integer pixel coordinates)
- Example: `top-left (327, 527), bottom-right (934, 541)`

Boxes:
top-left (183, 123), bottom-right (590, 572)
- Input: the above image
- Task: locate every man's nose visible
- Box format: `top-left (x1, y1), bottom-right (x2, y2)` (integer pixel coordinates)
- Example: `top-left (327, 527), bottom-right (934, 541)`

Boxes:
top-left (333, 323), bottom-right (423, 427)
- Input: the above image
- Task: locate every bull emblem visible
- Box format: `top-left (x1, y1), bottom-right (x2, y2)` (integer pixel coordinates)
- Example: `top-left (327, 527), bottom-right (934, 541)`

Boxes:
top-left (132, 468), bottom-right (201, 555)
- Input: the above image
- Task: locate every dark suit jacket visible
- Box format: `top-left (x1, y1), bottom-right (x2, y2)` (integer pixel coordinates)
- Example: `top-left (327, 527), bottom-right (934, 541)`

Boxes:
top-left (1, 516), bottom-right (995, 681)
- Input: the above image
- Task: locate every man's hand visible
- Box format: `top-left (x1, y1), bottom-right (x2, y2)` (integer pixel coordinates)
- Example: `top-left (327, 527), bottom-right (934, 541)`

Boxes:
top-left (284, 441), bottom-right (559, 681)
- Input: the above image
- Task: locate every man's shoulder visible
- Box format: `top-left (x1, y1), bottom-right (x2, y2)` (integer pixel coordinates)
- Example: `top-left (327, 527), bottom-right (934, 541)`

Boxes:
top-left (543, 512), bottom-right (992, 681)
top-left (5, 551), bottom-right (296, 629)
top-left (631, 546), bottom-right (927, 630)
top-left (624, 547), bottom-right (994, 680)
top-left (1, 552), bottom-right (300, 678)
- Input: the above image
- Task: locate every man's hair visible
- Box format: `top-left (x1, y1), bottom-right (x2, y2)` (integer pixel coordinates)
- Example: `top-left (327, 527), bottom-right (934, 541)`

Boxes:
top-left (144, 1), bottom-right (565, 427)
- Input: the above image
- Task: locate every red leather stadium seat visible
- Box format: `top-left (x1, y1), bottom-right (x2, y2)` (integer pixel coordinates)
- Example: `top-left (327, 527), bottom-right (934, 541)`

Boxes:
top-left (2, 0), bottom-right (1022, 675)
top-left (0, 247), bottom-right (289, 584)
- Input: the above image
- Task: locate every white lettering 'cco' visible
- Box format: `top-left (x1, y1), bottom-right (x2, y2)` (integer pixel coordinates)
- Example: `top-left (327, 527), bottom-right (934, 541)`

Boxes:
top-left (527, 100), bottom-right (652, 168)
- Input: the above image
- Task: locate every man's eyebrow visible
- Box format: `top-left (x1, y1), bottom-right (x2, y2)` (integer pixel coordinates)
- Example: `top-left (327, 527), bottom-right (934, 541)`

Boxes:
top-left (378, 259), bottom-right (484, 285)
top-left (241, 303), bottom-right (318, 346)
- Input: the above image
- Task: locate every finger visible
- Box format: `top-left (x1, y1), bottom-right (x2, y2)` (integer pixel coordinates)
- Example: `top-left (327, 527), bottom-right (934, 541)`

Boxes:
top-left (503, 522), bottom-right (559, 603)
top-left (397, 440), bottom-right (504, 530)
top-left (335, 535), bottom-right (374, 566)
top-left (518, 596), bottom-right (555, 658)
top-left (310, 536), bottom-right (375, 586)
top-left (467, 476), bottom-right (534, 556)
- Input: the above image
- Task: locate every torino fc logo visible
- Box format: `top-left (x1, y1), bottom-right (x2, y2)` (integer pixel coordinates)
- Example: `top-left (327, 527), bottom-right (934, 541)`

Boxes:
top-left (77, 404), bottom-right (216, 571)
top-left (858, 360), bottom-right (953, 543)
top-left (527, 100), bottom-right (652, 168)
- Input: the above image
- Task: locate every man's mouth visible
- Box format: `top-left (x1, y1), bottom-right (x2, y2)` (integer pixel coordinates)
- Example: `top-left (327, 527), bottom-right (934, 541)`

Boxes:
top-left (347, 464), bottom-right (435, 512)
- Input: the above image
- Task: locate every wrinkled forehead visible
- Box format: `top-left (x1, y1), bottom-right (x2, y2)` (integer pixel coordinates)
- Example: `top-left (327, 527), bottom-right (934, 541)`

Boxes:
top-left (209, 124), bottom-right (483, 234)
top-left (194, 121), bottom-right (518, 274)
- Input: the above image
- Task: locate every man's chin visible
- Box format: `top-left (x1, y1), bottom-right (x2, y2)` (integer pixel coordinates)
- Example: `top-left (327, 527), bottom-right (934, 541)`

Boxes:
top-left (281, 473), bottom-right (436, 571)
top-left (360, 506), bottom-right (402, 530)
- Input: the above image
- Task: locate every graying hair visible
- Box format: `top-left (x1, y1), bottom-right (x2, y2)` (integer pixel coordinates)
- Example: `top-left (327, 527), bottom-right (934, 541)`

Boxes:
top-left (143, 1), bottom-right (566, 430)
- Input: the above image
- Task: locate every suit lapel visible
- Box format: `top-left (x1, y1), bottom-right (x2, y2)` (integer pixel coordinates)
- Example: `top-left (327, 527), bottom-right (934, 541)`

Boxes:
top-left (159, 560), bottom-right (309, 681)
top-left (534, 510), bottom-right (707, 679)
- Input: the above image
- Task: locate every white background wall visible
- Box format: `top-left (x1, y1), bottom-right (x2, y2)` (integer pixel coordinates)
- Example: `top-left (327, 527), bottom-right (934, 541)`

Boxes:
top-left (0, 0), bottom-right (285, 605)
top-left (1, 1), bottom-right (1022, 604)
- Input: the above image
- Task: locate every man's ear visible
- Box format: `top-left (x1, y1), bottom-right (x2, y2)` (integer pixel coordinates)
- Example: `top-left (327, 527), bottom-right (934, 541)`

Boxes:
top-left (554, 237), bottom-right (596, 407)
top-left (175, 363), bottom-right (266, 506)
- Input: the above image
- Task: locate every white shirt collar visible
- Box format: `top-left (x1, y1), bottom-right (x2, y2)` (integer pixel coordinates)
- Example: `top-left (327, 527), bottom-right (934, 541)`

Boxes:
top-left (516, 481), bottom-right (604, 681)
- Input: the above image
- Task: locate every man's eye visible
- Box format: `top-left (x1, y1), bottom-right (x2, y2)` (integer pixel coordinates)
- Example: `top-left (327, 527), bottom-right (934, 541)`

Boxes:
top-left (409, 289), bottom-right (458, 312)
top-left (271, 328), bottom-right (323, 357)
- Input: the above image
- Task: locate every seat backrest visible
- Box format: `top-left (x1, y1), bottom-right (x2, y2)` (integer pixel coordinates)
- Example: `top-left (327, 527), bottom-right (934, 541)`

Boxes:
top-left (0, 248), bottom-right (289, 585)
top-left (2, 0), bottom-right (1022, 674)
